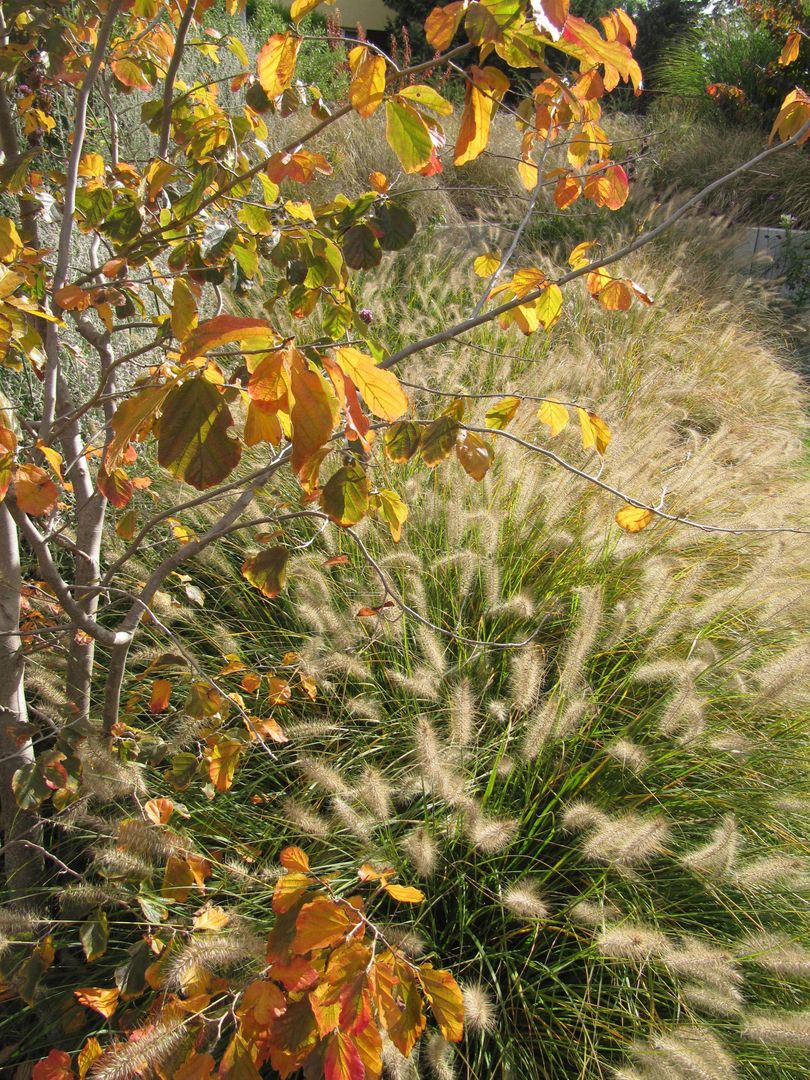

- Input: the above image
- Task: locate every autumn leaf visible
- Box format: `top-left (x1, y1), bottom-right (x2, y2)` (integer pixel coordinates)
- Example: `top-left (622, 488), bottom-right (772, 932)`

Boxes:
top-left (385, 99), bottom-right (434, 173)
top-left (577, 407), bottom-right (611, 455)
top-left (455, 429), bottom-right (492, 481)
top-left (531, 0), bottom-right (569, 41)
top-left (779, 30), bottom-right (801, 66)
top-left (80, 910), bottom-right (109, 962)
top-left (376, 488), bottom-right (408, 542)
top-left (320, 463), bottom-right (370, 527)
top-left (14, 464), bottom-right (58, 516)
top-left (538, 399), bottom-right (569, 436)
top-left (144, 797), bottom-right (174, 824)
top-left (348, 46), bottom-right (386, 119)
top-left (333, 346), bottom-right (408, 422)
top-left (615, 505), bottom-right (654, 533)
top-left (241, 546), bottom-right (289, 599)
top-left (294, 895), bottom-right (360, 953)
top-left (257, 33), bottom-right (301, 98)
top-left (280, 846), bottom-right (310, 872)
top-left (384, 420), bottom-right (421, 462)
top-left (324, 1030), bottom-right (364, 1080)
top-left (473, 252), bottom-right (501, 277)
top-left (149, 678), bottom-right (172, 714)
top-left (425, 1), bottom-right (465, 50)
top-left (174, 1053), bottom-right (216, 1080)
top-left (419, 963), bottom-right (465, 1042)
top-left (157, 379), bottom-right (241, 491)
top-left (74, 986), bottom-right (120, 1018)
top-left (455, 66), bottom-right (510, 166)
top-left (206, 734), bottom-right (243, 792)
top-left (383, 883), bottom-right (425, 903)
top-left (485, 396), bottom-right (520, 430)
top-left (161, 854), bottom-right (195, 903)
top-left (192, 903), bottom-right (231, 931)
top-left (32, 1050), bottom-right (74, 1080)
top-left (420, 415), bottom-right (459, 467)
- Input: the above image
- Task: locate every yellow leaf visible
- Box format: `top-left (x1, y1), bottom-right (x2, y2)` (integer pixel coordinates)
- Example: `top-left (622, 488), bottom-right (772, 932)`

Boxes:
top-left (284, 199), bottom-right (316, 223)
top-left (193, 903), bottom-right (231, 931)
top-left (473, 251), bottom-right (500, 277)
top-left (348, 45), bottom-right (386, 119)
top-left (368, 170), bottom-right (388, 193)
top-left (384, 883), bottom-right (425, 903)
top-left (78, 152), bottom-right (105, 178)
top-left (615, 505), bottom-right (654, 533)
top-left (376, 487), bottom-right (408, 542)
top-left (537, 399), bottom-right (569, 436)
top-left (779, 30), bottom-right (801, 66)
top-left (568, 240), bottom-right (595, 269)
top-left (425, 1), bottom-right (465, 51)
top-left (171, 278), bottom-right (198, 342)
top-left (385, 98), bottom-right (434, 173)
top-left (280, 846), bottom-right (310, 872)
top-left (455, 65), bottom-right (510, 166)
top-left (577, 407), bottom-right (611, 455)
top-left (290, 0), bottom-right (331, 20)
top-left (144, 797), bottom-right (174, 824)
top-left (257, 33), bottom-right (301, 98)
top-left (419, 964), bottom-right (464, 1042)
top-left (485, 396), bottom-right (520, 430)
top-left (333, 346), bottom-right (408, 422)
top-left (206, 734), bottom-right (243, 792)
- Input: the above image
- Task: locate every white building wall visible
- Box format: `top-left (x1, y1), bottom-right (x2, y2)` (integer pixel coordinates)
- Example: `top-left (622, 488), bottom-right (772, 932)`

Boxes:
top-left (275, 1), bottom-right (396, 31)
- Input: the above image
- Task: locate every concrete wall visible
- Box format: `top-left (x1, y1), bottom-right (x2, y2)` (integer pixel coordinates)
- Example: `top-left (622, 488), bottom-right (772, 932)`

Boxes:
top-left (275, 1), bottom-right (396, 31)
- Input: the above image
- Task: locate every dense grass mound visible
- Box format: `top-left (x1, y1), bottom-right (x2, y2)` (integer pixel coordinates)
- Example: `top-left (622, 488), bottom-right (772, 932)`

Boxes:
top-left (62, 236), bottom-right (805, 1079)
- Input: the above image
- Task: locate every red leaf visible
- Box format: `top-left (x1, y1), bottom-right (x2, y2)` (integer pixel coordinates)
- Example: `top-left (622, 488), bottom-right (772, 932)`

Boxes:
top-left (32, 1050), bottom-right (74, 1080)
top-left (324, 1031), bottom-right (364, 1080)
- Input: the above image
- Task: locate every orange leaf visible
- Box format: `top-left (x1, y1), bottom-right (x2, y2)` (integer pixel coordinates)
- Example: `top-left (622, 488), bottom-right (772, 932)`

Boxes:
top-left (175, 1053), bottom-right (216, 1080)
top-left (257, 33), bottom-right (301, 98)
top-left (272, 871), bottom-right (311, 914)
top-left (324, 1030), bottom-right (364, 1080)
top-left (267, 676), bottom-right (292, 705)
top-left (280, 845), bottom-right (310, 873)
top-left (531, 0), bottom-right (569, 41)
top-left (454, 65), bottom-right (510, 166)
top-left (32, 1050), bottom-right (73, 1080)
top-left (425, 1), bottom-right (465, 50)
top-left (348, 46), bottom-right (386, 119)
top-left (149, 678), bottom-right (172, 714)
top-left (294, 895), bottom-right (359, 953)
top-left (368, 170), bottom-right (388, 193)
top-left (289, 355), bottom-right (338, 477)
top-left (14, 464), bottom-right (58, 516)
top-left (779, 30), bottom-right (801, 66)
top-left (144, 797), bottom-right (174, 824)
top-left (419, 963), bottom-right (465, 1042)
top-left (180, 315), bottom-right (278, 364)
top-left (74, 986), bottom-right (120, 1018)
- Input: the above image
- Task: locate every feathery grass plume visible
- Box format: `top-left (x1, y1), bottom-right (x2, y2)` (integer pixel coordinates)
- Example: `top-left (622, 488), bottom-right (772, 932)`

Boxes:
top-left (116, 819), bottom-right (186, 861)
top-left (165, 930), bottom-right (263, 990)
top-left (479, 554), bottom-right (502, 608)
top-left (708, 732), bottom-right (751, 756)
top-left (752, 642), bottom-right (810, 709)
top-left (92, 846), bottom-right (153, 880)
top-left (521, 694), bottom-right (561, 759)
top-left (658, 677), bottom-right (707, 744)
top-left (508, 644), bottom-right (546, 712)
top-left (554, 695), bottom-right (595, 740)
top-left (381, 1034), bottom-right (419, 1080)
top-left (495, 754), bottom-right (515, 778)
top-left (582, 812), bottom-right (670, 871)
top-left (681, 815), bottom-right (739, 880)
top-left (59, 884), bottom-right (121, 915)
top-left (598, 923), bottom-right (668, 962)
top-left (401, 827), bottom-right (438, 878)
top-left (382, 925), bottom-right (427, 958)
top-left (358, 765), bottom-right (393, 821)
top-left (80, 738), bottom-right (147, 801)
top-left (279, 796), bottom-right (330, 838)
top-left (735, 854), bottom-right (809, 892)
top-left (502, 880), bottom-right (550, 921)
top-left (561, 800), bottom-right (608, 833)
top-left (416, 623), bottom-right (447, 675)
top-left (629, 559), bottom-right (679, 633)
top-left (461, 981), bottom-right (498, 1034)
top-left (558, 586), bottom-right (603, 693)
top-left (463, 806), bottom-right (518, 854)
top-left (647, 1025), bottom-right (738, 1080)
top-left (324, 652), bottom-right (371, 681)
top-left (488, 700), bottom-right (507, 723)
top-left (448, 678), bottom-right (476, 747)
top-left (569, 898), bottom-right (623, 926)
top-left (436, 549), bottom-right (478, 598)
top-left (663, 938), bottom-right (742, 991)
top-left (489, 592), bottom-right (535, 620)
top-left (0, 907), bottom-right (44, 935)
top-left (347, 695), bottom-right (381, 722)
top-left (386, 667), bottom-right (442, 701)
top-left (296, 753), bottom-right (351, 797)
top-left (602, 601), bottom-right (630, 649)
top-left (737, 932), bottom-right (810, 979)
top-left (682, 982), bottom-right (743, 1017)
top-left (90, 1019), bottom-right (190, 1080)
top-left (284, 720), bottom-right (340, 741)
top-left (772, 795), bottom-right (809, 816)
top-left (742, 1010), bottom-right (810, 1048)
top-left (606, 739), bottom-right (649, 772)
top-left (415, 717), bottom-right (467, 805)
top-left (632, 659), bottom-right (701, 685)
top-left (331, 796), bottom-right (375, 844)
top-left (423, 1032), bottom-right (455, 1079)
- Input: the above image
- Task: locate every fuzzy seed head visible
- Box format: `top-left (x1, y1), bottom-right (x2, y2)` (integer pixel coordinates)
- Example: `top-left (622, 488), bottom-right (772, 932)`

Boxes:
top-left (502, 880), bottom-right (550, 920)
top-left (461, 981), bottom-right (498, 1033)
top-left (598, 922), bottom-right (668, 962)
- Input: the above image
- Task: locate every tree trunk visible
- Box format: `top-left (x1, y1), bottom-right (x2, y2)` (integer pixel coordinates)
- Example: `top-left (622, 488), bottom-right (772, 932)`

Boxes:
top-left (0, 505), bottom-right (43, 898)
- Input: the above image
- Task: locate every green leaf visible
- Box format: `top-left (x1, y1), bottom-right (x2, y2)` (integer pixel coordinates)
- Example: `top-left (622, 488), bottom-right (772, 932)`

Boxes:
top-left (385, 99), bottom-right (434, 174)
top-left (320, 463), bottom-right (370, 527)
top-left (420, 416), bottom-right (459, 467)
top-left (383, 420), bottom-right (421, 463)
top-left (115, 938), bottom-right (153, 998)
top-left (12, 761), bottom-right (50, 810)
top-left (157, 379), bottom-right (242, 490)
top-left (80, 910), bottom-right (109, 963)
top-left (373, 203), bottom-right (417, 251)
top-left (485, 396), bottom-right (520, 430)
top-left (241, 546), bottom-right (290, 599)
